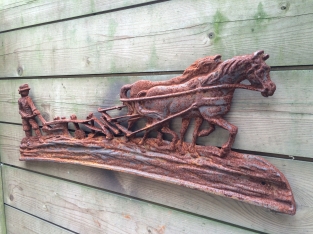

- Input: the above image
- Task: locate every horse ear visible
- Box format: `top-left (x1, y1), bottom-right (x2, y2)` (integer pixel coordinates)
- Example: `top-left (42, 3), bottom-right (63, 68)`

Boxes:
top-left (214, 54), bottom-right (222, 62)
top-left (263, 54), bottom-right (270, 61)
top-left (253, 50), bottom-right (264, 59)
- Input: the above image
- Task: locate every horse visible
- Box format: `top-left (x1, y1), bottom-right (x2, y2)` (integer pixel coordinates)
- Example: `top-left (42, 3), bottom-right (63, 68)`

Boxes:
top-left (120, 54), bottom-right (222, 100)
top-left (119, 55), bottom-right (222, 146)
top-left (125, 50), bottom-right (275, 157)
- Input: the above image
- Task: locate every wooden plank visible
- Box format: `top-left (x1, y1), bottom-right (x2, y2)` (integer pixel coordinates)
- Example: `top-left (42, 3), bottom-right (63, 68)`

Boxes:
top-left (5, 205), bottom-right (74, 234)
top-left (0, 0), bottom-right (153, 32)
top-left (0, 70), bottom-right (312, 157)
top-left (2, 166), bottom-right (255, 234)
top-left (0, 122), bottom-right (313, 233)
top-left (0, 167), bottom-right (6, 234)
top-left (1, 0), bottom-right (313, 77)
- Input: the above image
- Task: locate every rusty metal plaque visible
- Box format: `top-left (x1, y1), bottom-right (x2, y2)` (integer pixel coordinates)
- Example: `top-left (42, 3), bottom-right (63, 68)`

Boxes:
top-left (19, 51), bottom-right (296, 215)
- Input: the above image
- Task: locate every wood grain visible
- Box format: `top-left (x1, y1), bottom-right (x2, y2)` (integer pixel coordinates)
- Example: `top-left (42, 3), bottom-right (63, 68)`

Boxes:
top-left (1, 122), bottom-right (313, 233)
top-left (0, 0), bottom-right (153, 32)
top-left (2, 165), bottom-right (255, 234)
top-left (0, 70), bottom-right (312, 157)
top-left (0, 167), bottom-right (6, 234)
top-left (1, 0), bottom-right (313, 77)
top-left (5, 205), bottom-right (74, 234)
top-left (1, 0), bottom-right (312, 233)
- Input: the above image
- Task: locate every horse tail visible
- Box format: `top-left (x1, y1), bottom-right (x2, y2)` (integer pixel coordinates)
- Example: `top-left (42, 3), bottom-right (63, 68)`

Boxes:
top-left (120, 84), bottom-right (133, 98)
top-left (120, 84), bottom-right (134, 115)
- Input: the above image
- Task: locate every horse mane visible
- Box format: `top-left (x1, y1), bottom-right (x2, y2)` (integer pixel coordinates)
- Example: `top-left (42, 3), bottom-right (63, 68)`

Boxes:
top-left (182, 55), bottom-right (222, 77)
top-left (166, 55), bottom-right (222, 85)
top-left (123, 54), bottom-right (223, 99)
top-left (128, 51), bottom-right (272, 100)
top-left (205, 53), bottom-right (265, 84)
top-left (202, 51), bottom-right (270, 85)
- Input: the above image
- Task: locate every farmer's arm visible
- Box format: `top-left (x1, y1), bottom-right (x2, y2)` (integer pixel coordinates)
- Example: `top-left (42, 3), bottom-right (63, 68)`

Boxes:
top-left (27, 97), bottom-right (40, 115)
top-left (18, 99), bottom-right (28, 118)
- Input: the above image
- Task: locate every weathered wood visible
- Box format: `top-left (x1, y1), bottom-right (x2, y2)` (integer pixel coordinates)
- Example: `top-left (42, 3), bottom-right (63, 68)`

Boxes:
top-left (1, 70), bottom-right (312, 157)
top-left (0, 0), bottom-right (153, 32)
top-left (0, 1), bottom-right (311, 233)
top-left (2, 165), bottom-right (255, 234)
top-left (0, 122), bottom-right (313, 233)
top-left (1, 0), bottom-right (313, 77)
top-left (0, 167), bottom-right (6, 234)
top-left (5, 205), bottom-right (74, 234)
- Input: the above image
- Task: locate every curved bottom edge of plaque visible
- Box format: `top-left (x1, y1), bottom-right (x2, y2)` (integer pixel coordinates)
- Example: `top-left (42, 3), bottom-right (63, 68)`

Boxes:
top-left (19, 135), bottom-right (296, 215)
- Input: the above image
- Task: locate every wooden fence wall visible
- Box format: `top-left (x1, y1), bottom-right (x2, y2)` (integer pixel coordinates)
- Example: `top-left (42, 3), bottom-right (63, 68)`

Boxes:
top-left (0, 0), bottom-right (313, 233)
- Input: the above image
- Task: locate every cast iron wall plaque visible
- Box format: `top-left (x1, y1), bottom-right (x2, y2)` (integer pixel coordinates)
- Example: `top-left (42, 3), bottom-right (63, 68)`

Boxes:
top-left (19, 51), bottom-right (296, 215)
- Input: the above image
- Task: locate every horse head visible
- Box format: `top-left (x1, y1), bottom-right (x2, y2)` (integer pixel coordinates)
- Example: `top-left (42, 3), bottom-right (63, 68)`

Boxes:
top-left (247, 50), bottom-right (276, 97)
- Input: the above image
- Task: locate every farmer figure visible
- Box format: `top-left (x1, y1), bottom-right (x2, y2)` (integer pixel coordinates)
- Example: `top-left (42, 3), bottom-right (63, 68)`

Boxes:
top-left (18, 84), bottom-right (43, 141)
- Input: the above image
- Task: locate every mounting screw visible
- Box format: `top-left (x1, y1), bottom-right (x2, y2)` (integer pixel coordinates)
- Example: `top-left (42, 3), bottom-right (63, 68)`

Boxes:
top-left (208, 32), bottom-right (215, 39)
top-left (17, 67), bottom-right (23, 76)
top-left (281, 5), bottom-right (287, 10)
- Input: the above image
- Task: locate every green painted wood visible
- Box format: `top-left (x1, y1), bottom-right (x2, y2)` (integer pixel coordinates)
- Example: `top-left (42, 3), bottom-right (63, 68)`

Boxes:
top-left (0, 167), bottom-right (6, 234)
top-left (1, 0), bottom-right (313, 77)
top-left (0, 70), bottom-right (312, 157)
top-left (5, 205), bottom-right (74, 234)
top-left (0, 122), bottom-right (312, 233)
top-left (0, 0), bottom-right (153, 32)
top-left (2, 165), bottom-right (255, 234)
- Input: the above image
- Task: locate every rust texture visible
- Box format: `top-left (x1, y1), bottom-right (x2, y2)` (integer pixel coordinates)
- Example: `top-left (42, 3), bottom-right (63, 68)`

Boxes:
top-left (19, 51), bottom-right (296, 215)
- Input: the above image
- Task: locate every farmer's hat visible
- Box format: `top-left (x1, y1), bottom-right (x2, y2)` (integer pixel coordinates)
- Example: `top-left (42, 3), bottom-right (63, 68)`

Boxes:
top-left (18, 84), bottom-right (30, 93)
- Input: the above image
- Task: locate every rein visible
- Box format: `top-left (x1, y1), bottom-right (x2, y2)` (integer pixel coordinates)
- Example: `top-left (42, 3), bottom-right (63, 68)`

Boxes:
top-left (120, 84), bottom-right (263, 102)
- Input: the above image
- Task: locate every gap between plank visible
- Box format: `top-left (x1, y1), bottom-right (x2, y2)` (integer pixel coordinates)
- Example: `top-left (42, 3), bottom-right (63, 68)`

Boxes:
top-left (0, 121), bottom-right (312, 162)
top-left (1, 65), bottom-right (313, 80)
top-left (0, 166), bottom-right (7, 233)
top-left (0, 71), bottom-right (182, 80)
top-left (0, 0), bottom-right (170, 34)
top-left (1, 164), bottom-right (261, 233)
top-left (3, 204), bottom-right (78, 234)
top-left (231, 148), bottom-right (313, 162)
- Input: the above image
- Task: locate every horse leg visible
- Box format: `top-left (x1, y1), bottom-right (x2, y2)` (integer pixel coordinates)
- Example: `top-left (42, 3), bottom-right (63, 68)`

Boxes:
top-left (190, 116), bottom-right (203, 152)
top-left (138, 129), bottom-right (151, 145)
top-left (139, 127), bottom-right (164, 146)
top-left (156, 130), bottom-right (163, 145)
top-left (198, 124), bottom-right (215, 137)
top-left (212, 117), bottom-right (237, 157)
top-left (138, 118), bottom-right (153, 145)
top-left (139, 126), bottom-right (164, 146)
top-left (159, 122), bottom-right (178, 151)
top-left (199, 110), bottom-right (237, 157)
top-left (127, 119), bottom-right (136, 130)
top-left (178, 117), bottom-right (191, 152)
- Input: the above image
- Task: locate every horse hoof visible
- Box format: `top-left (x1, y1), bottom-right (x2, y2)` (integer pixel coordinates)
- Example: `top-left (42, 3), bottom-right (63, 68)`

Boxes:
top-left (219, 147), bottom-right (230, 158)
top-left (198, 129), bottom-right (210, 137)
top-left (169, 144), bottom-right (176, 151)
top-left (122, 136), bottom-right (129, 142)
top-left (106, 135), bottom-right (113, 140)
top-left (177, 146), bottom-right (185, 155)
top-left (189, 146), bottom-right (197, 154)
